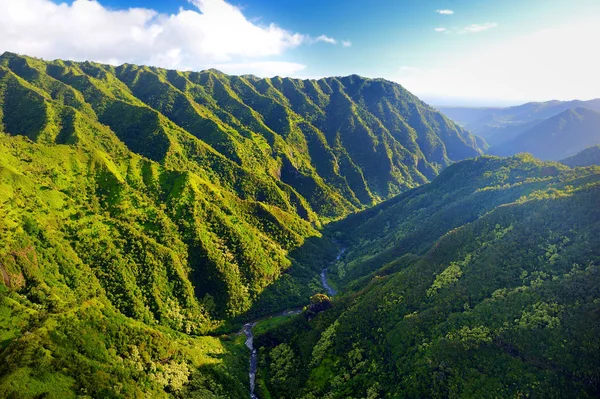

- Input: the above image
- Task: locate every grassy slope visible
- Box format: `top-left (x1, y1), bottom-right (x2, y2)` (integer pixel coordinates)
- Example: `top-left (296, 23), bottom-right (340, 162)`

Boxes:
top-left (0, 134), bottom-right (280, 397)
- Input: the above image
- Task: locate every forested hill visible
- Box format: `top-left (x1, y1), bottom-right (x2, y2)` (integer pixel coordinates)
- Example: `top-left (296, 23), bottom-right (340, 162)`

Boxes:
top-left (254, 154), bottom-right (600, 398)
top-left (561, 144), bottom-right (600, 167)
top-left (0, 52), bottom-right (483, 397)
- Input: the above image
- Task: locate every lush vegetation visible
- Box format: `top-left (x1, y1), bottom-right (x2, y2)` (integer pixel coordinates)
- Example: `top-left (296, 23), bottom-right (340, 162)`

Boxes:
top-left (254, 155), bottom-right (600, 398)
top-left (3, 51), bottom-right (599, 398)
top-left (0, 52), bottom-right (483, 397)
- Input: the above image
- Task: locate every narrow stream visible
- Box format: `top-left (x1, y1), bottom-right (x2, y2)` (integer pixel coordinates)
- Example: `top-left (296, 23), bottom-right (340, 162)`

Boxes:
top-left (242, 247), bottom-right (346, 399)
top-left (242, 322), bottom-right (258, 399)
top-left (242, 309), bottom-right (302, 399)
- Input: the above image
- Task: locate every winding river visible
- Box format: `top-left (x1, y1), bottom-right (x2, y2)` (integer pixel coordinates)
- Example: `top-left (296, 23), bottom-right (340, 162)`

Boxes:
top-left (242, 247), bottom-right (345, 399)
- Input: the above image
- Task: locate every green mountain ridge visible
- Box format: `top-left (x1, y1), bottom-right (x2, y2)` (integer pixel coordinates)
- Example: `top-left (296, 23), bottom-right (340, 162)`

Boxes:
top-left (2, 52), bottom-right (598, 399)
top-left (0, 51), bottom-right (486, 318)
top-left (1, 52), bottom-right (483, 216)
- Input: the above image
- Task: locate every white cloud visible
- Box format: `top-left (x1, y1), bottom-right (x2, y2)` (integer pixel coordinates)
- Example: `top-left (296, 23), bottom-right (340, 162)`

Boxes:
top-left (314, 35), bottom-right (337, 45)
top-left (0, 0), bottom-right (338, 76)
top-left (214, 61), bottom-right (306, 77)
top-left (433, 23), bottom-right (498, 35)
top-left (436, 9), bottom-right (454, 15)
top-left (342, 40), bottom-right (352, 47)
top-left (458, 22), bottom-right (498, 34)
top-left (388, 17), bottom-right (600, 103)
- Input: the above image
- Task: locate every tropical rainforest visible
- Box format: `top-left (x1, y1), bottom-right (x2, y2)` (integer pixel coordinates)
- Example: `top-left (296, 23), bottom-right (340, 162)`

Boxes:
top-left (0, 52), bottom-right (598, 398)
top-left (254, 154), bottom-right (600, 398)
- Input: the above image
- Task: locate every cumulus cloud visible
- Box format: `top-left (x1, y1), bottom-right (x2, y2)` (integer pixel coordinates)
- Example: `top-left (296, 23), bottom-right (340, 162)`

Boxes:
top-left (434, 28), bottom-right (447, 32)
top-left (0, 0), bottom-right (340, 76)
top-left (342, 40), bottom-right (352, 47)
top-left (436, 9), bottom-right (454, 15)
top-left (388, 17), bottom-right (600, 103)
top-left (458, 22), bottom-right (498, 34)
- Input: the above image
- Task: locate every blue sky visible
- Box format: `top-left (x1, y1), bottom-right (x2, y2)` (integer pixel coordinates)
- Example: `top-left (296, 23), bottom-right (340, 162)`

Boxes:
top-left (1, 0), bottom-right (599, 105)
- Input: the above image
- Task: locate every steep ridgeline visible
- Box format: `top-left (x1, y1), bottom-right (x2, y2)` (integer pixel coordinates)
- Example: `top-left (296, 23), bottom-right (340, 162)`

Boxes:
top-left (0, 52), bottom-right (482, 397)
top-left (561, 144), bottom-right (600, 167)
top-left (489, 107), bottom-right (600, 160)
top-left (254, 155), bottom-right (600, 398)
top-left (0, 52), bottom-right (482, 217)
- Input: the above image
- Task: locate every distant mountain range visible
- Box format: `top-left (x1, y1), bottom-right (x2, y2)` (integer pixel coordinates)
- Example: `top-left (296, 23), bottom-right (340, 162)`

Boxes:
top-left (439, 99), bottom-right (600, 147)
top-left (488, 107), bottom-right (600, 160)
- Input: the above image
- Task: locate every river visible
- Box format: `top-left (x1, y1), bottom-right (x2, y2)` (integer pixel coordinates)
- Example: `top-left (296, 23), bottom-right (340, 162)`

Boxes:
top-left (242, 308), bottom-right (302, 399)
top-left (242, 246), bottom-right (345, 399)
top-left (320, 247), bottom-right (345, 296)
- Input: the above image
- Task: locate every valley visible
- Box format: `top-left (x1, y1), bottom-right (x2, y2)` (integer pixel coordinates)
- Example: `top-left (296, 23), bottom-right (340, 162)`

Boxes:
top-left (0, 52), bottom-right (598, 398)
top-left (251, 154), bottom-right (600, 398)
top-left (241, 245), bottom-right (345, 399)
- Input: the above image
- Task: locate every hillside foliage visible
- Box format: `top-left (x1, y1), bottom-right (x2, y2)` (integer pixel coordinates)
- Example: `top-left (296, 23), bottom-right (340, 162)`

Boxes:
top-left (254, 155), bottom-right (600, 398)
top-left (4, 51), bottom-right (598, 399)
